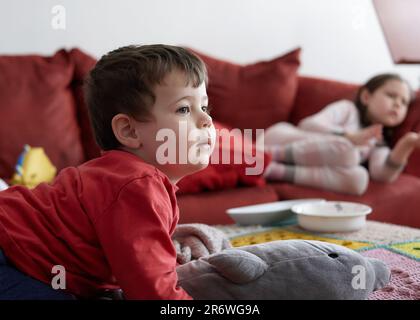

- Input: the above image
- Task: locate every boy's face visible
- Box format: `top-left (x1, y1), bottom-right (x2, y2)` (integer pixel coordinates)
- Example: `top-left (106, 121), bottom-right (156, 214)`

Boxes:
top-left (133, 70), bottom-right (216, 183)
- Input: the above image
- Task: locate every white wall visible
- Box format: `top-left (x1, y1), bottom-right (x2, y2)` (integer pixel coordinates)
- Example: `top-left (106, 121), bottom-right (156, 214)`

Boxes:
top-left (1, 0), bottom-right (419, 89)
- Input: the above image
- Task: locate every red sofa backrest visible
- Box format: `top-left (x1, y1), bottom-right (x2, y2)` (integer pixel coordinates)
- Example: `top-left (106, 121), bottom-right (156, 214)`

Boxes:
top-left (290, 76), bottom-right (359, 124)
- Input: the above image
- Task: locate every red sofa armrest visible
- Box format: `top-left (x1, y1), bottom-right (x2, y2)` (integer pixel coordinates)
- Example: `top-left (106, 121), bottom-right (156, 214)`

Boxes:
top-left (398, 121), bottom-right (420, 178)
top-left (393, 92), bottom-right (420, 178)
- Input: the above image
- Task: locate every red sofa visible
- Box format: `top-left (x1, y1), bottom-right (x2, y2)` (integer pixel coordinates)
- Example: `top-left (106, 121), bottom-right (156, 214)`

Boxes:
top-left (1, 48), bottom-right (419, 228)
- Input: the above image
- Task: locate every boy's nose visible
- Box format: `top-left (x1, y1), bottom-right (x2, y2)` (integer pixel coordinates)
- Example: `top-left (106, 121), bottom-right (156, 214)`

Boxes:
top-left (198, 113), bottom-right (213, 129)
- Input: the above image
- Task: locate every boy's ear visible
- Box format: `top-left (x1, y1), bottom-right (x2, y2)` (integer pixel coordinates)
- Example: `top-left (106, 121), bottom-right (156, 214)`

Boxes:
top-left (111, 113), bottom-right (142, 149)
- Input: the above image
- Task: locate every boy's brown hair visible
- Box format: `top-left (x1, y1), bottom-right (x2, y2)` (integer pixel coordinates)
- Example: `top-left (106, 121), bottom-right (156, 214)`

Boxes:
top-left (84, 44), bottom-right (208, 150)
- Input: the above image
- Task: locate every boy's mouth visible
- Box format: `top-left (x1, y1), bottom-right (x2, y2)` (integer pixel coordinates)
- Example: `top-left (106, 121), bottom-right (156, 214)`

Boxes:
top-left (195, 137), bottom-right (212, 148)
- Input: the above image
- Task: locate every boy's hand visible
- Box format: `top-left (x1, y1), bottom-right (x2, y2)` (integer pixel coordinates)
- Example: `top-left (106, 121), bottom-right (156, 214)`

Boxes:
top-left (344, 124), bottom-right (383, 146)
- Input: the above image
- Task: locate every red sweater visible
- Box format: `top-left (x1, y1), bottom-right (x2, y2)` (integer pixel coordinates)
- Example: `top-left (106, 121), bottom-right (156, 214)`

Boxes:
top-left (0, 150), bottom-right (191, 300)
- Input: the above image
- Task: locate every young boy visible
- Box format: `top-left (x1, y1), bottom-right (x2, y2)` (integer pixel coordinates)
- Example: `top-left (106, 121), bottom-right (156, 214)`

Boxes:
top-left (0, 44), bottom-right (215, 299)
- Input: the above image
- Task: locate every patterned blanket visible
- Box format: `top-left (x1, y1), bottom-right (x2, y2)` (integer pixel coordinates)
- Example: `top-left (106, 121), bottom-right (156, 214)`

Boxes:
top-left (215, 220), bottom-right (420, 300)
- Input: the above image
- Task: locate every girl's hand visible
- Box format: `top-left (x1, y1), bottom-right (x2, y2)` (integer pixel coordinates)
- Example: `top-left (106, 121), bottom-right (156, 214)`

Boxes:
top-left (398, 131), bottom-right (420, 148)
top-left (388, 131), bottom-right (420, 166)
top-left (344, 124), bottom-right (383, 146)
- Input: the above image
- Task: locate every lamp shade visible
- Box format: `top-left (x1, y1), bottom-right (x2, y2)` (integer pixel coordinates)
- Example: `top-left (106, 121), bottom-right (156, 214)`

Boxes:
top-left (373, 0), bottom-right (420, 64)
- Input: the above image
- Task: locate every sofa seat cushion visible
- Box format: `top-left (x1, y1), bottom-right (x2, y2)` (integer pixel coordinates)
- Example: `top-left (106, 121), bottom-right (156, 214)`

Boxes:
top-left (177, 185), bottom-right (279, 225)
top-left (270, 173), bottom-right (420, 228)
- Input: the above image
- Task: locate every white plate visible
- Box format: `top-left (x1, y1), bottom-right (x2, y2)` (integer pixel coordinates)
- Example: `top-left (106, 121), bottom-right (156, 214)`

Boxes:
top-left (292, 201), bottom-right (372, 233)
top-left (226, 199), bottom-right (325, 226)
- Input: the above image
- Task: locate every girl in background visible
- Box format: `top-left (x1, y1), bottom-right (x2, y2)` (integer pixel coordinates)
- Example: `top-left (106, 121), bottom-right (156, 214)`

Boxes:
top-left (259, 73), bottom-right (419, 195)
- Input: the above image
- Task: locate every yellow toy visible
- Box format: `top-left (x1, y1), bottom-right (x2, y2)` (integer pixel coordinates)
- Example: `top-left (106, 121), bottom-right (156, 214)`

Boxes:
top-left (11, 144), bottom-right (57, 189)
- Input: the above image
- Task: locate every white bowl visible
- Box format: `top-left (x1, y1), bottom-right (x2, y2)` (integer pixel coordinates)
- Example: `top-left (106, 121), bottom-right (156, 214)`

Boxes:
top-left (226, 199), bottom-right (325, 226)
top-left (291, 201), bottom-right (372, 233)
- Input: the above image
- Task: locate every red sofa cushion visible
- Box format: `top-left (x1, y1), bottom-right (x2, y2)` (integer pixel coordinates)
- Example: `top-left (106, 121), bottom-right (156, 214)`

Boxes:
top-left (177, 121), bottom-right (271, 194)
top-left (0, 50), bottom-right (86, 179)
top-left (192, 48), bottom-right (301, 130)
top-left (69, 48), bottom-right (101, 160)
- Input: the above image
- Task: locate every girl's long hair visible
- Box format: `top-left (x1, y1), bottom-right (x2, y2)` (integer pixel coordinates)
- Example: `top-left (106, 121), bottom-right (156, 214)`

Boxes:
top-left (354, 73), bottom-right (414, 146)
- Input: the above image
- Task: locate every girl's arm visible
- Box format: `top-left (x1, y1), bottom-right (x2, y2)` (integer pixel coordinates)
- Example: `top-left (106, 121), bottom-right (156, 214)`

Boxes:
top-left (388, 132), bottom-right (420, 166)
top-left (369, 132), bottom-right (419, 183)
top-left (369, 146), bottom-right (404, 183)
top-left (297, 100), bottom-right (357, 135)
top-left (298, 99), bottom-right (382, 146)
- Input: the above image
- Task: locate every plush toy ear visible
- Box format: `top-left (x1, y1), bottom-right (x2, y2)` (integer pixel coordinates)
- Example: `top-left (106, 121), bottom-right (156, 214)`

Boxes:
top-left (207, 249), bottom-right (268, 284)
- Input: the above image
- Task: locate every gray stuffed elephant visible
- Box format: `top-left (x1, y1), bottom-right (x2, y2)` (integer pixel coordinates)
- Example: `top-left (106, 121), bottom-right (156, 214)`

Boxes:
top-left (176, 240), bottom-right (390, 300)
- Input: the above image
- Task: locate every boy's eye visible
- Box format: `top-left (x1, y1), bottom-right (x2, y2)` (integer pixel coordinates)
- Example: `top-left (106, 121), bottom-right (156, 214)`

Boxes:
top-left (176, 106), bottom-right (190, 114)
top-left (202, 105), bottom-right (212, 115)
